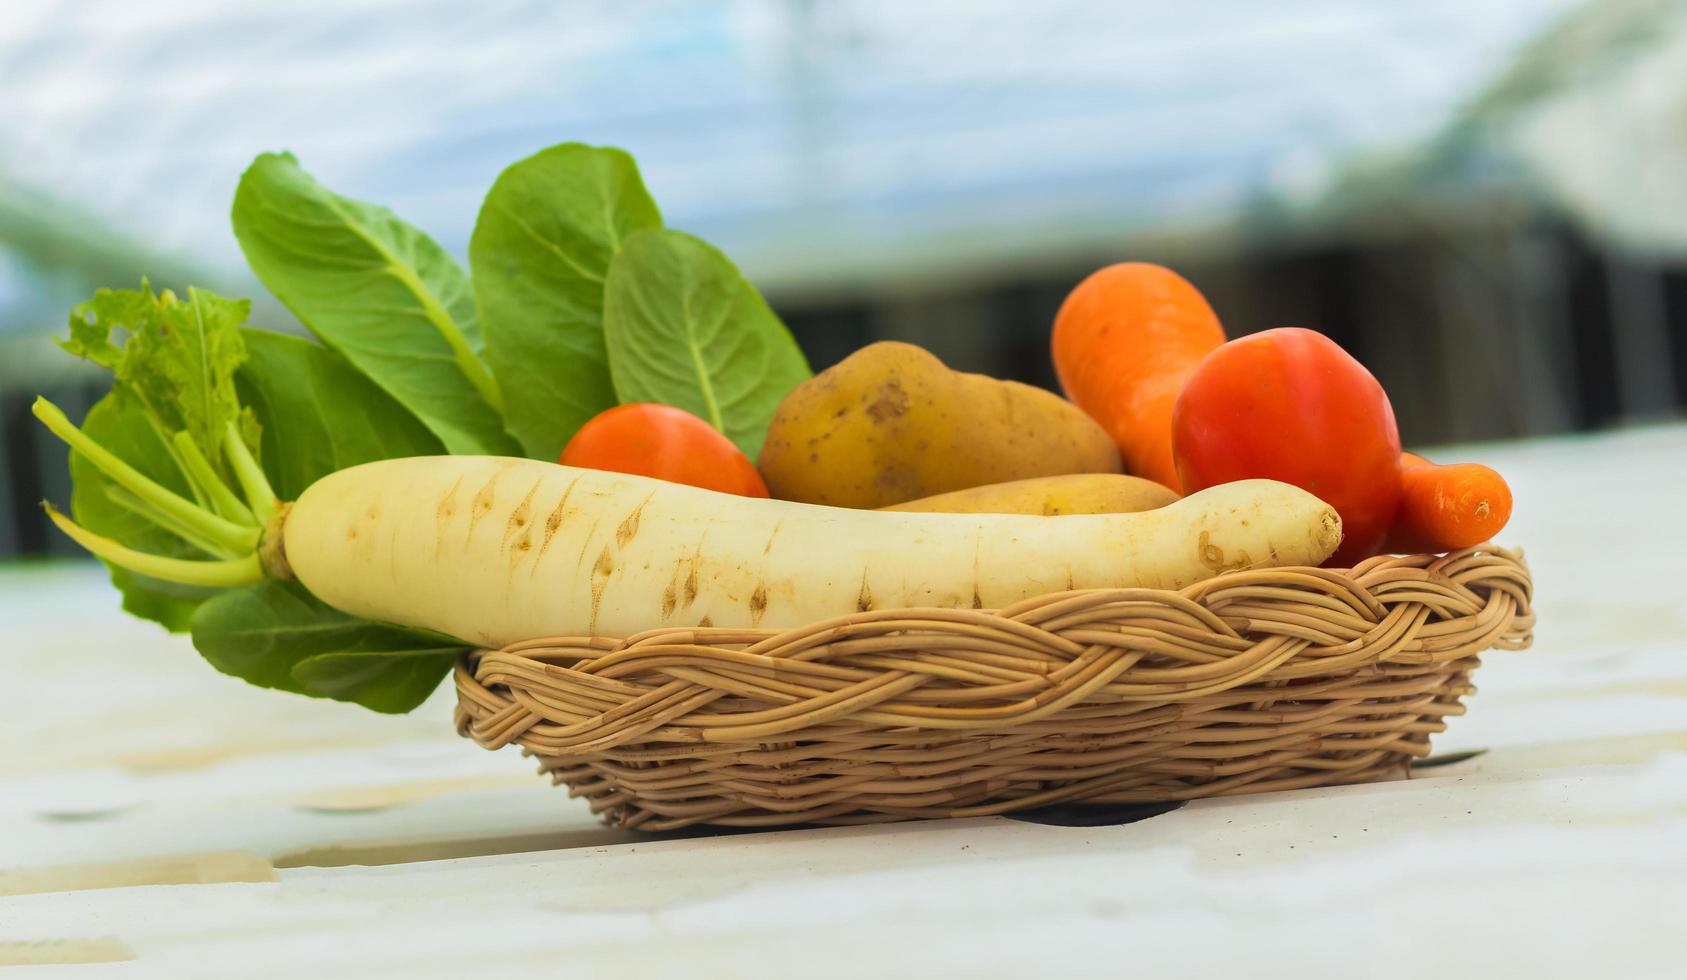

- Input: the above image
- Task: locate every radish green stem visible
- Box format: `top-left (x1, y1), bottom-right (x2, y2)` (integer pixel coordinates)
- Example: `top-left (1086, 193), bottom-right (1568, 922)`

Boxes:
top-left (224, 421), bottom-right (277, 525)
top-left (171, 430), bottom-right (254, 525)
top-left (102, 484), bottom-right (234, 557)
top-left (146, 412), bottom-right (209, 510)
top-left (32, 397), bottom-right (259, 554)
top-left (43, 503), bottom-right (264, 587)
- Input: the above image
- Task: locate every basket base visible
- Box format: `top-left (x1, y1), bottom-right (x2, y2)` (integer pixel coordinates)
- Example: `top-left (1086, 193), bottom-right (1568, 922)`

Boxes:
top-left (547, 755), bottom-right (1423, 831)
top-left (528, 657), bottom-right (1475, 831)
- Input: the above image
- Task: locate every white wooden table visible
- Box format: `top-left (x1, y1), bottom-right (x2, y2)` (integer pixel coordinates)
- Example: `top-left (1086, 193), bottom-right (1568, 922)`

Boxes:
top-left (4, 426), bottom-right (1685, 978)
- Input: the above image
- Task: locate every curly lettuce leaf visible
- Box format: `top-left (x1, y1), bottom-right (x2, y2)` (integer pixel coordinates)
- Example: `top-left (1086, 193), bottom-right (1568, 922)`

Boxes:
top-left (59, 282), bottom-right (256, 484)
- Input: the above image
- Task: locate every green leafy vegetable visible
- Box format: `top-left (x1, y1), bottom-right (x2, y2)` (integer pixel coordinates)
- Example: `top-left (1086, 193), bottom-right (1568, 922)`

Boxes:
top-left (36, 139), bottom-right (827, 717)
top-left (602, 228), bottom-right (811, 457)
top-left (43, 281), bottom-right (467, 713)
top-left (237, 329), bottom-right (444, 499)
top-left (53, 284), bottom-right (267, 630)
top-left (191, 581), bottom-right (461, 714)
top-left (59, 287), bottom-right (145, 369)
top-left (290, 645), bottom-right (461, 715)
top-left (61, 283), bottom-right (256, 492)
top-left (470, 143), bottom-right (662, 460)
top-left (232, 152), bottom-right (518, 456)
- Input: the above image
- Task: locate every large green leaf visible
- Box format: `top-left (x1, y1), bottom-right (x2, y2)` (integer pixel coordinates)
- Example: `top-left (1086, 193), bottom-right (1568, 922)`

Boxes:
top-left (470, 143), bottom-right (662, 460)
top-left (602, 228), bottom-right (811, 457)
top-left (191, 580), bottom-right (464, 714)
top-left (291, 647), bottom-right (462, 715)
top-left (232, 152), bottom-right (518, 456)
top-left (69, 392), bottom-right (221, 632)
top-left (236, 329), bottom-right (443, 500)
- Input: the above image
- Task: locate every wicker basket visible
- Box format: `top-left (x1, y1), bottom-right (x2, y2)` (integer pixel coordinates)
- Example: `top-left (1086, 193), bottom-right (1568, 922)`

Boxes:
top-left (454, 546), bottom-right (1533, 830)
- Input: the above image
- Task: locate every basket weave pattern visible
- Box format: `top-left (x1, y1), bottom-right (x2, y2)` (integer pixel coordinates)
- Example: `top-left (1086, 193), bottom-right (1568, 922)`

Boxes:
top-left (455, 547), bottom-right (1533, 830)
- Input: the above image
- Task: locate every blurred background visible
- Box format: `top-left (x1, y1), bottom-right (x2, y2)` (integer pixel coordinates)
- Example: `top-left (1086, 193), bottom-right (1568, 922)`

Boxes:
top-left (3, 0), bottom-right (1685, 558)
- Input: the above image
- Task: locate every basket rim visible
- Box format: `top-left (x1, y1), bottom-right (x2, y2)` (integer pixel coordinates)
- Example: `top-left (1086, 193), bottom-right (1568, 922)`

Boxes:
top-left (457, 545), bottom-right (1533, 736)
top-left (471, 544), bottom-right (1533, 657)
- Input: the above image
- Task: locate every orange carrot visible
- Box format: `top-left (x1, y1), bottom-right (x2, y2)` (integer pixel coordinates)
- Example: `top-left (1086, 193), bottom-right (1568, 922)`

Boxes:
top-left (1384, 451), bottom-right (1513, 554)
top-left (1051, 263), bottom-right (1225, 491)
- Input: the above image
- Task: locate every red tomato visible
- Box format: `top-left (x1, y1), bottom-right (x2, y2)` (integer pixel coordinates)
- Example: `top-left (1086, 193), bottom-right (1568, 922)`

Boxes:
top-left (560, 403), bottom-right (770, 498)
top-left (1171, 328), bottom-right (1402, 566)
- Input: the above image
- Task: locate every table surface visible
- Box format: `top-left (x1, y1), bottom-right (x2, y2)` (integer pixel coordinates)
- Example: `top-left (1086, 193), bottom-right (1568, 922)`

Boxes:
top-left (3, 424), bottom-right (1685, 978)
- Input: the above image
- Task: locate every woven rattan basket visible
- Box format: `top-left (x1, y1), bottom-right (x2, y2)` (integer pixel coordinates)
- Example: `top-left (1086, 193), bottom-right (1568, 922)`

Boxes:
top-left (454, 546), bottom-right (1533, 830)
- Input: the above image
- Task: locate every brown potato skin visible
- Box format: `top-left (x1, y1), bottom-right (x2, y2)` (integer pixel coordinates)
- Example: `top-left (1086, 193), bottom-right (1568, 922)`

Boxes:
top-left (758, 342), bottom-right (1123, 508)
top-left (882, 473), bottom-right (1178, 516)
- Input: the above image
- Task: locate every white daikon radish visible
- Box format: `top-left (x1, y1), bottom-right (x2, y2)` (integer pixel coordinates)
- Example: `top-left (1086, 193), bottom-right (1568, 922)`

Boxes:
top-left (282, 456), bottom-right (1341, 646)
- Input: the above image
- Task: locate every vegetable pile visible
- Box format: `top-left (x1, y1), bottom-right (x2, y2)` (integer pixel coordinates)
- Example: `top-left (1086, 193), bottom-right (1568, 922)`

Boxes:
top-left (37, 144), bottom-right (810, 711)
top-left (32, 143), bottom-right (1512, 716)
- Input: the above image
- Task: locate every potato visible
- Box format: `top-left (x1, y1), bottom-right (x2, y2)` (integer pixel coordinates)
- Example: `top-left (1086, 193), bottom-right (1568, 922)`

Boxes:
top-left (759, 342), bottom-right (1122, 508)
top-left (882, 473), bottom-right (1178, 516)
